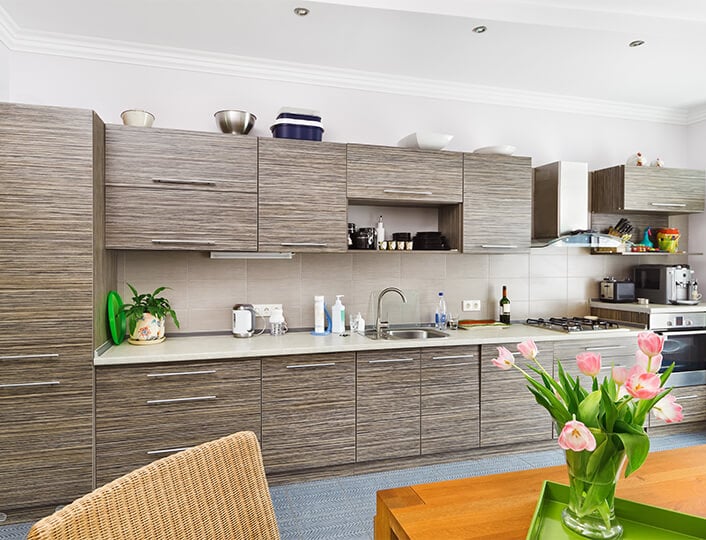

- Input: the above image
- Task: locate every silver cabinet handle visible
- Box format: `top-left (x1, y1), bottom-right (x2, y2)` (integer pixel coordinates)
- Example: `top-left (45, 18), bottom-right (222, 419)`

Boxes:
top-left (280, 242), bottom-right (328, 247)
top-left (584, 345), bottom-right (626, 351)
top-left (650, 202), bottom-right (687, 208)
top-left (0, 381), bottom-right (60, 388)
top-left (481, 244), bottom-right (518, 249)
top-left (368, 358), bottom-right (415, 364)
top-left (151, 239), bottom-right (216, 245)
top-left (431, 354), bottom-right (475, 360)
top-left (0, 353), bottom-right (59, 360)
top-left (599, 365), bottom-right (625, 371)
top-left (675, 394), bottom-right (699, 400)
top-left (286, 363), bottom-right (336, 369)
top-left (434, 361), bottom-right (475, 368)
top-left (152, 177), bottom-right (216, 187)
top-left (383, 189), bottom-right (433, 196)
top-left (146, 446), bottom-right (193, 456)
top-left (147, 370), bottom-right (217, 378)
top-left (147, 395), bottom-right (217, 405)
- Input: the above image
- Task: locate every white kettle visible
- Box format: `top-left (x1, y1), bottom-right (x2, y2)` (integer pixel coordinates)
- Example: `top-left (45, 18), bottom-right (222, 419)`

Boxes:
top-left (232, 304), bottom-right (261, 338)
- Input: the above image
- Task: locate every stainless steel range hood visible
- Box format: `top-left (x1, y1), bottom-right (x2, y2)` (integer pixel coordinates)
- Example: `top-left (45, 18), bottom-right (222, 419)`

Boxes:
top-left (532, 231), bottom-right (627, 248)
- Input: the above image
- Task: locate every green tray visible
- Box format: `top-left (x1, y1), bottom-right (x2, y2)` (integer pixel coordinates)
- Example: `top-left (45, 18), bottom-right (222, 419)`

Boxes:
top-left (526, 481), bottom-right (706, 539)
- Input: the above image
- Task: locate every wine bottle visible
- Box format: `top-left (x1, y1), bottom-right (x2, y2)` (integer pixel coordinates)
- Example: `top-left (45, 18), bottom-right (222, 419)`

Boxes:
top-left (499, 285), bottom-right (511, 324)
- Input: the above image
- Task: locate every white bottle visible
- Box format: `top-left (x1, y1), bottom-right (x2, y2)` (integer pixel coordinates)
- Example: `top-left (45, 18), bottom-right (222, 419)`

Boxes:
top-left (376, 215), bottom-right (385, 250)
top-left (435, 292), bottom-right (447, 330)
top-left (314, 295), bottom-right (325, 334)
top-left (331, 295), bottom-right (346, 334)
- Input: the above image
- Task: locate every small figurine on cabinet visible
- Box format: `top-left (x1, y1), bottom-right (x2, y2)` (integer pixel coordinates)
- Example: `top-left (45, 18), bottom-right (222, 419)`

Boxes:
top-left (626, 152), bottom-right (646, 166)
top-left (650, 157), bottom-right (665, 167)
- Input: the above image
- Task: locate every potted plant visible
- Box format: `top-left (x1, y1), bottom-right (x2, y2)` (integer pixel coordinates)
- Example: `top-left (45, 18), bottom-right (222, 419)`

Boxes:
top-left (122, 283), bottom-right (180, 345)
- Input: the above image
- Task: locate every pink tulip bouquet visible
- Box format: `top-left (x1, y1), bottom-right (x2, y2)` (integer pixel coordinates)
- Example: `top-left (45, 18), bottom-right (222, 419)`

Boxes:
top-left (492, 331), bottom-right (683, 538)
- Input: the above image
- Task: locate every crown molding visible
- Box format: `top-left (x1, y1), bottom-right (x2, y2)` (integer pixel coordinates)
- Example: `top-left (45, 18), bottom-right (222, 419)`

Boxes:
top-left (1, 21), bottom-right (691, 125)
top-left (687, 104), bottom-right (706, 125)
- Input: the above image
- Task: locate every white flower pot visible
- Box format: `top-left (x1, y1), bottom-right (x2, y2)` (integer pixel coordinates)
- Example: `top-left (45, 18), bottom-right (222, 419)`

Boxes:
top-left (128, 313), bottom-right (166, 345)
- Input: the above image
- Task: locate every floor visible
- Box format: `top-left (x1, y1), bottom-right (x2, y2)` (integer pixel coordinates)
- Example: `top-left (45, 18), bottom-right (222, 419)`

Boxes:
top-left (2, 431), bottom-right (705, 540)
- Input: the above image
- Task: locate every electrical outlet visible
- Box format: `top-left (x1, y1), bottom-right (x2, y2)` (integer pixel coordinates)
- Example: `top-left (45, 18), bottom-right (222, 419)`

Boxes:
top-left (462, 300), bottom-right (481, 312)
top-left (252, 304), bottom-right (282, 317)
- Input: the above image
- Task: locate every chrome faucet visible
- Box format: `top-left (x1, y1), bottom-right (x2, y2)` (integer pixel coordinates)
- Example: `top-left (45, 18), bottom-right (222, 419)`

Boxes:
top-left (376, 287), bottom-right (408, 338)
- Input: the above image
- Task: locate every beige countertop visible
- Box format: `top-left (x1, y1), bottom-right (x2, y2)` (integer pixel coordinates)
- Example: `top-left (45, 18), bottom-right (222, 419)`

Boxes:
top-left (590, 299), bottom-right (706, 314)
top-left (95, 324), bottom-right (638, 366)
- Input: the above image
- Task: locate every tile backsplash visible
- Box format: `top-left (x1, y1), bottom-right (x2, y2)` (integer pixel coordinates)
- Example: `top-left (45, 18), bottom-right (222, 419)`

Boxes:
top-left (117, 249), bottom-right (682, 334)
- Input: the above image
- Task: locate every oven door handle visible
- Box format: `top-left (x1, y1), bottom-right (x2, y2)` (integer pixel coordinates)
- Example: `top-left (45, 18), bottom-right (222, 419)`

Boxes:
top-left (657, 330), bottom-right (706, 337)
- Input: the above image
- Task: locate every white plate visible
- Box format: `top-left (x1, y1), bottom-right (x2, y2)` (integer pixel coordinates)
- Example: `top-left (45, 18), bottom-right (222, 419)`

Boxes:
top-left (398, 132), bottom-right (453, 151)
top-left (473, 145), bottom-right (516, 155)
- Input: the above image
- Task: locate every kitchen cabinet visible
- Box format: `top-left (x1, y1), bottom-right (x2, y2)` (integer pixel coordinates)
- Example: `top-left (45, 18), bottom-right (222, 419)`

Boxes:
top-left (421, 346), bottom-right (480, 454)
top-left (591, 165), bottom-right (705, 214)
top-left (648, 385), bottom-right (706, 433)
top-left (104, 125), bottom-right (258, 251)
top-left (553, 336), bottom-right (638, 386)
top-left (480, 341), bottom-right (554, 446)
top-left (346, 144), bottom-right (463, 204)
top-left (463, 154), bottom-right (533, 253)
top-left (258, 138), bottom-right (348, 252)
top-left (356, 349), bottom-right (421, 461)
top-left (95, 359), bottom-right (261, 485)
top-left (261, 353), bottom-right (355, 472)
top-left (0, 103), bottom-right (111, 521)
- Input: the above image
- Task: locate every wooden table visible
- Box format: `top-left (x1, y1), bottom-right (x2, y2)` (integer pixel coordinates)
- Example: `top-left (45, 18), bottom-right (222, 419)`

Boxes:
top-left (374, 445), bottom-right (706, 539)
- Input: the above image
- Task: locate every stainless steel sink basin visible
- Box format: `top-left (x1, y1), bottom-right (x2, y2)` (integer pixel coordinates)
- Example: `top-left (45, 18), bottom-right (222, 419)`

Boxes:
top-left (365, 327), bottom-right (449, 340)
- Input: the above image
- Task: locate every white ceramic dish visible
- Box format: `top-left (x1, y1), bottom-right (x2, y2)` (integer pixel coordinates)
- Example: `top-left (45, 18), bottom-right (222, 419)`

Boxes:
top-left (473, 145), bottom-right (516, 155)
top-left (121, 109), bottom-right (155, 127)
top-left (398, 132), bottom-right (453, 151)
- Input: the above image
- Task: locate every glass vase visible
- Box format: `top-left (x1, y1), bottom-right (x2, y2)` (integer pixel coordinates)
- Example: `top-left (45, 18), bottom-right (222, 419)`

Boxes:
top-left (561, 449), bottom-right (626, 539)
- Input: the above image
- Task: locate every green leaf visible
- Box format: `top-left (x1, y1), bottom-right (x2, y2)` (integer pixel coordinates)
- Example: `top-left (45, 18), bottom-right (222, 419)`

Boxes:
top-left (599, 379), bottom-right (618, 433)
top-left (616, 431), bottom-right (650, 477)
top-left (577, 390), bottom-right (601, 428)
top-left (613, 419), bottom-right (645, 436)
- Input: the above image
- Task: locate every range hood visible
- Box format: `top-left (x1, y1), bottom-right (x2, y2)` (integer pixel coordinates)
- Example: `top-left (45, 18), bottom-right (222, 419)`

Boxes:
top-left (532, 230), bottom-right (627, 248)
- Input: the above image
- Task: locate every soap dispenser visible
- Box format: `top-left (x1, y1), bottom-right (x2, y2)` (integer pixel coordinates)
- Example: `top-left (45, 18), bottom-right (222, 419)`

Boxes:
top-left (331, 295), bottom-right (346, 334)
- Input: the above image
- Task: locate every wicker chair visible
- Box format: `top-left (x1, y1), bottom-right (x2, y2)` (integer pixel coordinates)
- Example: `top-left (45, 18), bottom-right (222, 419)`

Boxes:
top-left (27, 431), bottom-right (280, 540)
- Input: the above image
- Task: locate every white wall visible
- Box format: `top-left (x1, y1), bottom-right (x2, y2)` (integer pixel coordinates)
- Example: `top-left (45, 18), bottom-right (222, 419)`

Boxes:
top-left (688, 119), bottom-right (706, 279)
top-left (8, 51), bottom-right (689, 169)
top-left (0, 41), bottom-right (9, 100)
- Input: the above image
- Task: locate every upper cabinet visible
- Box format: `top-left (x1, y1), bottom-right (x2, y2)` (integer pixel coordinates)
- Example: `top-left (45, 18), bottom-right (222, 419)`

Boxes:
top-left (105, 126), bottom-right (258, 251)
top-left (346, 144), bottom-right (463, 204)
top-left (463, 154), bottom-right (533, 252)
top-left (258, 138), bottom-right (347, 252)
top-left (591, 165), bottom-right (706, 214)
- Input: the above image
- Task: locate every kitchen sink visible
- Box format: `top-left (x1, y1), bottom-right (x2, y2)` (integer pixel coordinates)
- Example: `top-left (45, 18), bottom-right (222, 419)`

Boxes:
top-left (365, 327), bottom-right (449, 340)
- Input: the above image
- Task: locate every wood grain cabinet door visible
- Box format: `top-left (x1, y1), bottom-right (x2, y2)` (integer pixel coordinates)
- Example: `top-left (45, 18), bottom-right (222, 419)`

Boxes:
top-left (258, 138), bottom-right (348, 252)
top-left (261, 353), bottom-right (355, 472)
top-left (347, 144), bottom-right (463, 204)
top-left (104, 125), bottom-right (258, 251)
top-left (480, 341), bottom-right (553, 447)
top-left (421, 346), bottom-right (480, 454)
top-left (591, 165), bottom-right (706, 214)
top-left (463, 154), bottom-right (532, 253)
top-left (95, 360), bottom-right (261, 484)
top-left (356, 349), bottom-right (421, 462)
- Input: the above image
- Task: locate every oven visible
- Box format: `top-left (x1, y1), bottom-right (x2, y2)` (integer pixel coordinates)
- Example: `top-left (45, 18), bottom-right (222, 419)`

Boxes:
top-left (649, 312), bottom-right (706, 387)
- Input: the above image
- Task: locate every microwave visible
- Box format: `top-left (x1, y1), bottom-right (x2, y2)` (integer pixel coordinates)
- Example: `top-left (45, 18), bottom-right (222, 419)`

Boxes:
top-left (633, 264), bottom-right (692, 304)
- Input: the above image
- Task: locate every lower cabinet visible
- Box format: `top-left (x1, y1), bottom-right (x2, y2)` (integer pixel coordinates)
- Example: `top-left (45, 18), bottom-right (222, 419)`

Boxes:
top-left (553, 336), bottom-right (637, 386)
top-left (356, 349), bottom-right (421, 462)
top-left (480, 341), bottom-right (554, 446)
top-left (421, 346), bottom-right (480, 454)
top-left (95, 359), bottom-right (261, 485)
top-left (261, 353), bottom-right (356, 473)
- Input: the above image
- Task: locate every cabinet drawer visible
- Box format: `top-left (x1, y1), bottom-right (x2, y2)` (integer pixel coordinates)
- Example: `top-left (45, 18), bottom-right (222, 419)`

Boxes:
top-left (347, 144), bottom-right (463, 204)
top-left (480, 342), bottom-right (553, 446)
top-left (105, 125), bottom-right (257, 193)
top-left (105, 185), bottom-right (257, 250)
top-left (553, 337), bottom-right (637, 360)
top-left (421, 346), bottom-right (480, 454)
top-left (261, 353), bottom-right (355, 472)
top-left (623, 167), bottom-right (705, 213)
top-left (356, 349), bottom-right (421, 462)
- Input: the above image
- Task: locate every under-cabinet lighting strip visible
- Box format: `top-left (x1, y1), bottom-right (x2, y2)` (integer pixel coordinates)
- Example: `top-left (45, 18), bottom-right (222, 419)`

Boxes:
top-left (210, 252), bottom-right (294, 259)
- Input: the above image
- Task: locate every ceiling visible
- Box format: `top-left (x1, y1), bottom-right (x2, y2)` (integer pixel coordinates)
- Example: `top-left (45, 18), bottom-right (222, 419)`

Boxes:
top-left (1, 0), bottom-right (706, 118)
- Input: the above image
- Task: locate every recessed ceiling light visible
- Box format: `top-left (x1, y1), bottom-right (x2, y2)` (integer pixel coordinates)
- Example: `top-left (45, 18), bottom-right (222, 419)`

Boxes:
top-left (629, 40), bottom-right (645, 47)
top-left (294, 7), bottom-right (310, 17)
top-left (472, 25), bottom-right (487, 34)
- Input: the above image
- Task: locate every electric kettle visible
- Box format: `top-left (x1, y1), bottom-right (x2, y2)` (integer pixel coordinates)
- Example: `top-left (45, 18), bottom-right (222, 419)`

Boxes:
top-left (232, 304), bottom-right (262, 338)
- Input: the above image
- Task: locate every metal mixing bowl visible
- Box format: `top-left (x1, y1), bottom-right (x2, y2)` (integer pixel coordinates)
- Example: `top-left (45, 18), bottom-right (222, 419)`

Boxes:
top-left (214, 110), bottom-right (257, 134)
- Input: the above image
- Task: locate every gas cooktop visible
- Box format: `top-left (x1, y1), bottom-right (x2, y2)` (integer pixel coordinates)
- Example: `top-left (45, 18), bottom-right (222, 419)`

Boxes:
top-left (525, 317), bottom-right (623, 333)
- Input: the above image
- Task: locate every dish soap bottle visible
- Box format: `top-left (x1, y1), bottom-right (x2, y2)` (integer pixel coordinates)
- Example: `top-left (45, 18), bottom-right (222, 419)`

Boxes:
top-left (435, 292), bottom-right (447, 330)
top-left (331, 295), bottom-right (346, 334)
top-left (313, 295), bottom-right (325, 334)
top-left (376, 215), bottom-right (385, 250)
top-left (499, 285), bottom-right (511, 324)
